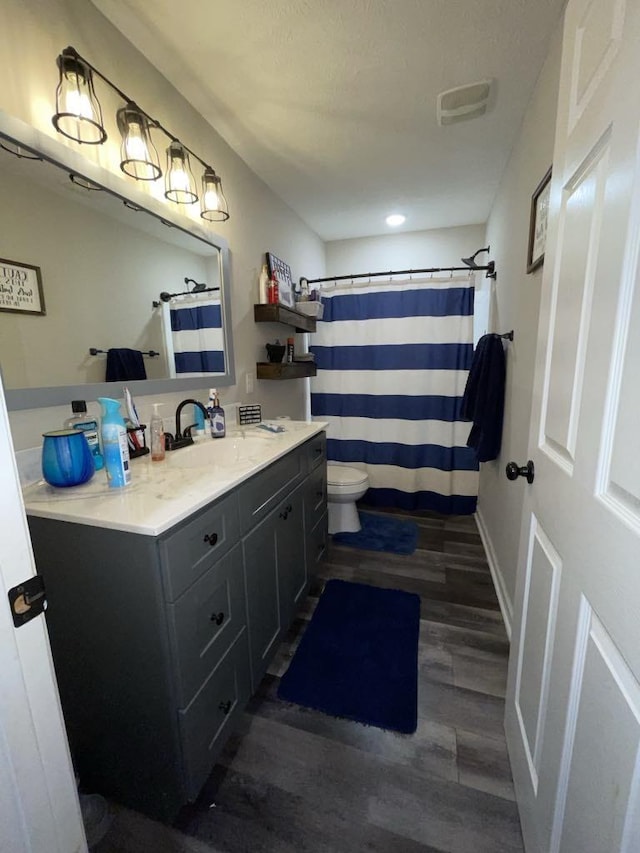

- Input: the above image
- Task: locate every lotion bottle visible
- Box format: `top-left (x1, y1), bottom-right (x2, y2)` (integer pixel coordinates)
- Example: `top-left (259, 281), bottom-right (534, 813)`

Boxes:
top-left (207, 388), bottom-right (226, 438)
top-left (150, 403), bottom-right (165, 461)
top-left (98, 397), bottom-right (131, 488)
top-left (258, 263), bottom-right (269, 304)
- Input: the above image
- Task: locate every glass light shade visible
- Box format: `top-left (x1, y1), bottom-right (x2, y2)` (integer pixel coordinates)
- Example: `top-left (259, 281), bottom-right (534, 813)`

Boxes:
top-left (117, 104), bottom-right (161, 181)
top-left (164, 142), bottom-right (198, 204)
top-left (200, 167), bottom-right (229, 221)
top-left (52, 50), bottom-right (107, 145)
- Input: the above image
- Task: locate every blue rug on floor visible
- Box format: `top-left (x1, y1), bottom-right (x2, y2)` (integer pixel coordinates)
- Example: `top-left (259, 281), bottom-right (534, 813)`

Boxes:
top-left (277, 579), bottom-right (420, 733)
top-left (332, 511), bottom-right (418, 555)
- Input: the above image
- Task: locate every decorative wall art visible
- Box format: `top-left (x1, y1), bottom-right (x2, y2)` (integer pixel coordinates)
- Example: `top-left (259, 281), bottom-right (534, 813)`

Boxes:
top-left (527, 167), bottom-right (552, 273)
top-left (266, 251), bottom-right (294, 307)
top-left (0, 258), bottom-right (45, 315)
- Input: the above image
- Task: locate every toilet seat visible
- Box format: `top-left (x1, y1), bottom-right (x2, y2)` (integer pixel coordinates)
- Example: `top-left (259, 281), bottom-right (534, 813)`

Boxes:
top-left (327, 464), bottom-right (368, 488)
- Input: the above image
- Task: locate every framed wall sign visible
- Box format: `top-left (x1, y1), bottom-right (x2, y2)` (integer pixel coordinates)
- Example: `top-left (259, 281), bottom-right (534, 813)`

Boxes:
top-left (0, 258), bottom-right (46, 315)
top-left (527, 167), bottom-right (552, 273)
top-left (266, 251), bottom-right (294, 308)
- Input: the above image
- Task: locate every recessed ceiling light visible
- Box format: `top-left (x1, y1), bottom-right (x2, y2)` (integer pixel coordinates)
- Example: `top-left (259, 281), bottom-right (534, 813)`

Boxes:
top-left (386, 214), bottom-right (406, 227)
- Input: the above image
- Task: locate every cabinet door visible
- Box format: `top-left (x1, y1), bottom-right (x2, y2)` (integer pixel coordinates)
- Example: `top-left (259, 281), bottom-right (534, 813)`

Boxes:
top-left (277, 481), bottom-right (307, 628)
top-left (243, 512), bottom-right (281, 690)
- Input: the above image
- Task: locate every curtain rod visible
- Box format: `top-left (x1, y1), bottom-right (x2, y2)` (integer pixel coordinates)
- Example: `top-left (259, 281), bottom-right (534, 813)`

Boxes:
top-left (300, 261), bottom-right (496, 287)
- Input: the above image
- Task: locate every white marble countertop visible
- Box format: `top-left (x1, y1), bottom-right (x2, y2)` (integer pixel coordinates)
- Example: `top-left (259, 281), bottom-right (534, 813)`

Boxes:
top-left (22, 422), bottom-right (326, 537)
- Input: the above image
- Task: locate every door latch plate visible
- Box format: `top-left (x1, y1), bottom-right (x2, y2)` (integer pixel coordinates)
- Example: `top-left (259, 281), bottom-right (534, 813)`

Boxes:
top-left (8, 575), bottom-right (47, 627)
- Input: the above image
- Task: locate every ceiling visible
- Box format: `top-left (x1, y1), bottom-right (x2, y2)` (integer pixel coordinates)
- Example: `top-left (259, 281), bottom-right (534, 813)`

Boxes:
top-left (93, 0), bottom-right (566, 241)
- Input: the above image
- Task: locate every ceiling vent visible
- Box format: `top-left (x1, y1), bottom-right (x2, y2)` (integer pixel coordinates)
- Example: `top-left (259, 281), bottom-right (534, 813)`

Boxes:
top-left (437, 80), bottom-right (492, 126)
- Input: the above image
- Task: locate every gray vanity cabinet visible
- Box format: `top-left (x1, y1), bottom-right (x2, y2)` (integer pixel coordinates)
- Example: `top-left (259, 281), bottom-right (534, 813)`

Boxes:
top-left (26, 431), bottom-right (326, 823)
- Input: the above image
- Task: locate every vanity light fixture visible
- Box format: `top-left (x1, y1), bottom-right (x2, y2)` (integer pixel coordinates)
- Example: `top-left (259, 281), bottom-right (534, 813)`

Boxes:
top-left (164, 142), bottom-right (198, 204)
top-left (117, 103), bottom-right (161, 181)
top-left (200, 167), bottom-right (229, 222)
top-left (50, 45), bottom-right (229, 218)
top-left (52, 48), bottom-right (107, 145)
top-left (386, 213), bottom-right (406, 227)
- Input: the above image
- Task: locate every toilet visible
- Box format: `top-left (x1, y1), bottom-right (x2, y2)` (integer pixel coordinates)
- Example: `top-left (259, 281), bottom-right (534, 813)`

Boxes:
top-left (326, 463), bottom-right (370, 534)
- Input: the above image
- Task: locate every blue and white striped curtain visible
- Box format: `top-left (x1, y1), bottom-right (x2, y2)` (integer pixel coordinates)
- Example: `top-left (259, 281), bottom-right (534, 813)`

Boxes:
top-left (161, 294), bottom-right (225, 377)
top-left (310, 275), bottom-right (479, 514)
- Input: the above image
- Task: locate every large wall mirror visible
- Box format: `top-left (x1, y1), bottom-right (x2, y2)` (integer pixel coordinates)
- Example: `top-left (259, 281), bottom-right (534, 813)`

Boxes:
top-left (0, 115), bottom-right (235, 411)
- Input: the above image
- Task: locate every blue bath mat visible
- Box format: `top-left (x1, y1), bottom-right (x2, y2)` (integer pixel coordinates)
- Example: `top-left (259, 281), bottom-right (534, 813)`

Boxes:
top-left (277, 579), bottom-right (419, 733)
top-left (332, 511), bottom-right (418, 555)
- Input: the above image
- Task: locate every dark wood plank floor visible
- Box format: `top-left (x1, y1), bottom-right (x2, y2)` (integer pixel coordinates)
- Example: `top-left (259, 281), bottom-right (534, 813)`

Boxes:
top-left (95, 509), bottom-right (523, 853)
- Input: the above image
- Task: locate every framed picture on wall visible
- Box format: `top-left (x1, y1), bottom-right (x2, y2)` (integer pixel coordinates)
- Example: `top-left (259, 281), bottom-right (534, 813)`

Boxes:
top-left (527, 167), bottom-right (552, 273)
top-left (0, 258), bottom-right (46, 315)
top-left (266, 252), bottom-right (294, 307)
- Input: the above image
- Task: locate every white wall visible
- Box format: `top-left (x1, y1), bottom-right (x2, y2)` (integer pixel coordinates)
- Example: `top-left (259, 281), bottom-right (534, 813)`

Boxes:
top-left (1, 0), bottom-right (325, 450)
top-left (326, 224), bottom-right (486, 276)
top-left (476, 28), bottom-right (563, 628)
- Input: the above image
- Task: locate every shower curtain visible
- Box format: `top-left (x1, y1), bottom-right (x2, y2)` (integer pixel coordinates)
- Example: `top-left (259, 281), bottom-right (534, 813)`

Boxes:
top-left (310, 275), bottom-right (479, 514)
top-left (161, 294), bottom-right (225, 377)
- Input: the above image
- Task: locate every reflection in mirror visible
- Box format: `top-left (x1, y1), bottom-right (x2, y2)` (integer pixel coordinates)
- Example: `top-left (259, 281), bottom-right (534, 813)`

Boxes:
top-left (0, 125), bottom-right (234, 411)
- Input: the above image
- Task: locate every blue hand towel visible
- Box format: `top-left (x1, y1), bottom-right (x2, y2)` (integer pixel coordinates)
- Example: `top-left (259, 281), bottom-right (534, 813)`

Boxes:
top-left (106, 348), bottom-right (147, 382)
top-left (461, 333), bottom-right (506, 462)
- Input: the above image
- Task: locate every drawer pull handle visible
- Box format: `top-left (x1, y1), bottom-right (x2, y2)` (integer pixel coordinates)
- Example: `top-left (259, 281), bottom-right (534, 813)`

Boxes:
top-left (279, 503), bottom-right (293, 521)
top-left (316, 490), bottom-right (324, 498)
top-left (203, 532), bottom-right (218, 546)
top-left (210, 611), bottom-right (225, 625)
top-left (218, 700), bottom-right (232, 715)
top-left (314, 446), bottom-right (323, 455)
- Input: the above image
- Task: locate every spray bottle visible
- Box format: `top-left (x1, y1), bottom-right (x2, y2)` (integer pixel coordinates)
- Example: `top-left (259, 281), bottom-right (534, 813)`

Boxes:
top-left (98, 397), bottom-right (131, 488)
top-left (150, 403), bottom-right (165, 461)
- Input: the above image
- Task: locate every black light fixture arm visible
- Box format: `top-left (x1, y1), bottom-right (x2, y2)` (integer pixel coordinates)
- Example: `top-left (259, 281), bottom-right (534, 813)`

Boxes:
top-left (58, 46), bottom-right (212, 174)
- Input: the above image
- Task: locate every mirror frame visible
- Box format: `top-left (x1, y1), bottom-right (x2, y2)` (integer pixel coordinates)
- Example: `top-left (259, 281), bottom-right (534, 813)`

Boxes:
top-left (0, 112), bottom-right (235, 411)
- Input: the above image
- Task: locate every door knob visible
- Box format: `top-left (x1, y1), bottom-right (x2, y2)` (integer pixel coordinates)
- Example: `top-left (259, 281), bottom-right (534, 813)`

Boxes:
top-left (506, 460), bottom-right (535, 484)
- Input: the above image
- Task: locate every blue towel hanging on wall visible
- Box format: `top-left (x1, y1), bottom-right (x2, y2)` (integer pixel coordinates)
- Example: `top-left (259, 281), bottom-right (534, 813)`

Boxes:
top-left (105, 348), bottom-right (147, 381)
top-left (461, 333), bottom-right (506, 462)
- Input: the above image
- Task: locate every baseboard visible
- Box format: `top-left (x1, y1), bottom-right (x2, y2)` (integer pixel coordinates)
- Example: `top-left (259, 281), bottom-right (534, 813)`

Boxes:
top-left (475, 507), bottom-right (513, 641)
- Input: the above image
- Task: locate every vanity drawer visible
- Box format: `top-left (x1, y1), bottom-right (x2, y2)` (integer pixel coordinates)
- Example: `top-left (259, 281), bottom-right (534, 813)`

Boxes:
top-left (238, 448), bottom-right (304, 533)
top-left (304, 463), bottom-right (327, 531)
top-left (178, 627), bottom-right (250, 801)
top-left (303, 432), bottom-right (326, 472)
top-left (167, 544), bottom-right (245, 707)
top-left (159, 491), bottom-right (240, 602)
top-left (306, 511), bottom-right (328, 572)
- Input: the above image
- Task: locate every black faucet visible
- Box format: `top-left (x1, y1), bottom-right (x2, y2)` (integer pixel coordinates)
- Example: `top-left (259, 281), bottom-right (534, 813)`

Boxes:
top-left (164, 398), bottom-right (209, 451)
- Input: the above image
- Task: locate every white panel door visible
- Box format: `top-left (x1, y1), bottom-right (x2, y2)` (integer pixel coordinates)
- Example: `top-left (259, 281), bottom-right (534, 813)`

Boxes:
top-left (505, 1), bottom-right (640, 851)
top-left (0, 372), bottom-right (87, 853)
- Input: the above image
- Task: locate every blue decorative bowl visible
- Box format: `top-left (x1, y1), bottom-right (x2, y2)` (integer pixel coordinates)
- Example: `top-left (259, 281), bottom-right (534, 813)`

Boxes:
top-left (42, 429), bottom-right (95, 487)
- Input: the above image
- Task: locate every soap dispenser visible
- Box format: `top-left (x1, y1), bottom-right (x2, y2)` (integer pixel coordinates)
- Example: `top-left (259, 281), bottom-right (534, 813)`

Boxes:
top-left (207, 388), bottom-right (226, 438)
top-left (150, 403), bottom-right (165, 461)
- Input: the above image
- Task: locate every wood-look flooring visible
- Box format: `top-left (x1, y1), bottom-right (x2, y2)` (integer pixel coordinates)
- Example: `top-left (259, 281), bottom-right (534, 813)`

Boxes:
top-left (95, 508), bottom-right (523, 853)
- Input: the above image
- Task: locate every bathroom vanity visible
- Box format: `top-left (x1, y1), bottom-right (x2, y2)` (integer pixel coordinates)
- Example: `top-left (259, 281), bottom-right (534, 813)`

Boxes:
top-left (23, 424), bottom-right (327, 822)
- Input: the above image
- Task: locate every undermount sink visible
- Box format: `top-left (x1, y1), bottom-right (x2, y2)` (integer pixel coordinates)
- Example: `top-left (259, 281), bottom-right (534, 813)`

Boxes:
top-left (166, 435), bottom-right (274, 469)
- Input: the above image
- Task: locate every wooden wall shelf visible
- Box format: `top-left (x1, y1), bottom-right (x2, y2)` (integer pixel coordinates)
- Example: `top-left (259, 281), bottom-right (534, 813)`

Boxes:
top-left (253, 303), bottom-right (316, 333)
top-left (257, 362), bottom-right (317, 380)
